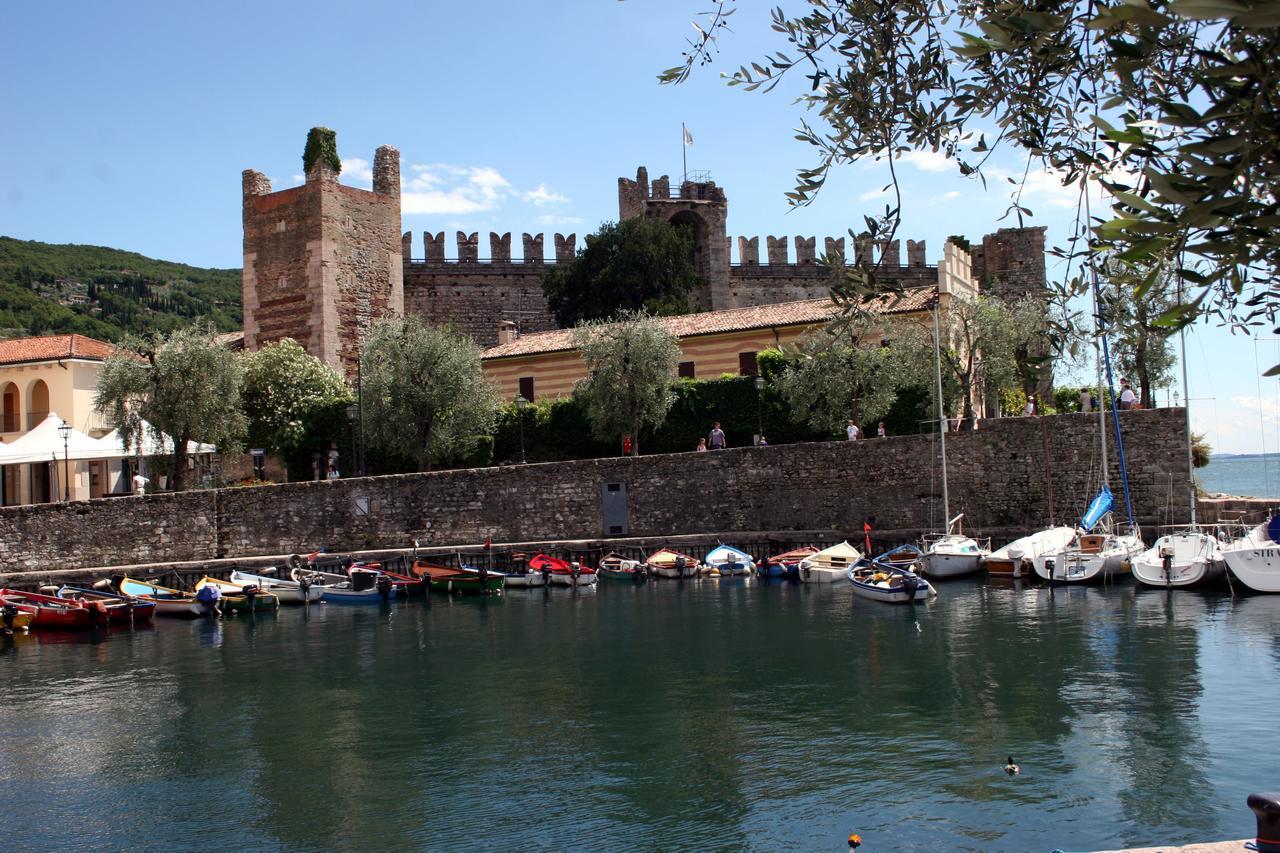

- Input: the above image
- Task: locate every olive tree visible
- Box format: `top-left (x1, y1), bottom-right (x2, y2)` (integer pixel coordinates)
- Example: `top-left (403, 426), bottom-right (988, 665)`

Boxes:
top-left (94, 322), bottom-right (246, 491)
top-left (242, 338), bottom-right (352, 466)
top-left (571, 310), bottom-right (681, 456)
top-left (360, 316), bottom-right (499, 471)
top-left (663, 2), bottom-right (1280, 365)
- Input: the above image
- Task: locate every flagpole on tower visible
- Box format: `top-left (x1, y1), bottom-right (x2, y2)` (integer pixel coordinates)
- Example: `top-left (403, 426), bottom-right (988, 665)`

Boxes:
top-left (682, 122), bottom-right (688, 184)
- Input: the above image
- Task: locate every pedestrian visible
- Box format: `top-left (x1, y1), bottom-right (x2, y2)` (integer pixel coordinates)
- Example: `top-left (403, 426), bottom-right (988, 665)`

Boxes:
top-left (622, 434), bottom-right (633, 456)
top-left (708, 421), bottom-right (726, 450)
top-left (132, 473), bottom-right (149, 496)
top-left (757, 435), bottom-right (768, 447)
top-left (1079, 387), bottom-right (1093, 414)
top-left (876, 422), bottom-right (886, 439)
top-left (327, 444), bottom-right (340, 478)
top-left (695, 437), bottom-right (708, 452)
top-left (1023, 395), bottom-right (1036, 417)
top-left (846, 419), bottom-right (861, 441)
top-left (1119, 378), bottom-right (1137, 410)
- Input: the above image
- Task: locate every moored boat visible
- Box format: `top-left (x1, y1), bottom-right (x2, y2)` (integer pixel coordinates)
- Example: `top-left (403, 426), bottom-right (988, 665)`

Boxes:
top-left (528, 554), bottom-right (597, 587)
top-left (704, 544), bottom-right (754, 577)
top-left (645, 548), bottom-right (701, 579)
top-left (921, 515), bottom-right (990, 579)
top-left (984, 527), bottom-right (1076, 579)
top-left (797, 541), bottom-right (862, 583)
top-left (228, 570), bottom-right (325, 604)
top-left (1132, 529), bottom-right (1227, 589)
top-left (292, 566), bottom-right (400, 602)
top-left (1, 588), bottom-right (103, 629)
top-left (758, 546), bottom-right (818, 579)
top-left (1221, 517), bottom-right (1280, 593)
top-left (847, 560), bottom-right (935, 604)
top-left (1032, 487), bottom-right (1144, 584)
top-left (598, 553), bottom-right (647, 582)
top-left (55, 585), bottom-right (157, 621)
top-left (411, 561), bottom-right (504, 595)
top-left (118, 577), bottom-right (207, 618)
top-left (193, 577), bottom-right (282, 611)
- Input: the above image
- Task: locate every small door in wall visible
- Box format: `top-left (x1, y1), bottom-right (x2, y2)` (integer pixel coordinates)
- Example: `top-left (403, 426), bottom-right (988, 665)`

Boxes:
top-left (601, 481), bottom-right (629, 537)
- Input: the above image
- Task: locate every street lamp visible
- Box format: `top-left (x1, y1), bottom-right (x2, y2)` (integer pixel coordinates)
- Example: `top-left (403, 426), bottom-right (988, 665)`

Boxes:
top-left (515, 394), bottom-right (528, 464)
top-left (754, 375), bottom-right (765, 446)
top-left (57, 420), bottom-right (72, 501)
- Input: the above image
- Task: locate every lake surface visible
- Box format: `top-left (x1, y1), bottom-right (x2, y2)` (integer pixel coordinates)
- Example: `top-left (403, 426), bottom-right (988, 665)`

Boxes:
top-left (1199, 452), bottom-right (1280, 499)
top-left (3, 579), bottom-right (1277, 851)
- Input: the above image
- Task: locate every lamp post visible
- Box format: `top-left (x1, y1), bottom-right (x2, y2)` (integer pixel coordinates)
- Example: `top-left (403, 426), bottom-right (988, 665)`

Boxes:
top-left (57, 420), bottom-right (72, 501)
top-left (754, 375), bottom-right (765, 446)
top-left (346, 404), bottom-right (357, 478)
top-left (515, 394), bottom-right (527, 464)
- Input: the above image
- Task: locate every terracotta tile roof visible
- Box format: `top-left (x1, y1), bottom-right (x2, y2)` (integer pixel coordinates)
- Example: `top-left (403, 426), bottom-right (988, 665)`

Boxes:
top-left (0, 334), bottom-right (119, 366)
top-left (482, 287), bottom-right (938, 359)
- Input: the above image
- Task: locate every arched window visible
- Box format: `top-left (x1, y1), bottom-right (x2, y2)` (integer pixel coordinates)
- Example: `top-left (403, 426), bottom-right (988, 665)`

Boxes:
top-left (1, 382), bottom-right (18, 433)
top-left (27, 379), bottom-right (50, 431)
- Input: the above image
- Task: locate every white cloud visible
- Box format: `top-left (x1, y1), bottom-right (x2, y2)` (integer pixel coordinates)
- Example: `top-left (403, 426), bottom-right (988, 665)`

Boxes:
top-left (524, 183), bottom-right (568, 206)
top-left (340, 157), bottom-right (373, 187)
top-left (859, 186), bottom-right (892, 202)
top-left (291, 173), bottom-right (305, 185)
top-left (1232, 395), bottom-right (1280, 424)
top-left (534, 213), bottom-right (584, 227)
top-left (897, 149), bottom-right (953, 173)
top-left (937, 191), bottom-right (962, 202)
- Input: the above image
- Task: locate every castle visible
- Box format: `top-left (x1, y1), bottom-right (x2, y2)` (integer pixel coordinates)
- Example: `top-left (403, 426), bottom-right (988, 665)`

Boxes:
top-left (243, 133), bottom-right (1047, 376)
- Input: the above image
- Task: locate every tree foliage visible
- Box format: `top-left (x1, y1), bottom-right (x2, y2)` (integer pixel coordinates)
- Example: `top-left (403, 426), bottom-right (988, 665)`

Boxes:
top-left (359, 316), bottom-right (499, 471)
top-left (571, 310), bottom-right (682, 455)
top-left (94, 322), bottom-right (246, 491)
top-left (242, 338), bottom-right (352, 457)
top-left (776, 313), bottom-right (924, 434)
top-left (543, 218), bottom-right (702, 327)
top-left (302, 126), bottom-right (341, 175)
top-left (1101, 260), bottom-right (1179, 407)
top-left (663, 2), bottom-right (1280, 365)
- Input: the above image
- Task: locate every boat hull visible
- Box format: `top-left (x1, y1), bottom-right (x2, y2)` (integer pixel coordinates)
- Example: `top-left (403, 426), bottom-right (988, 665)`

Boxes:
top-left (319, 586), bottom-right (400, 602)
top-left (599, 568), bottom-right (646, 583)
top-left (651, 565), bottom-right (699, 579)
top-left (549, 571), bottom-right (598, 587)
top-left (1133, 533), bottom-right (1226, 589)
top-left (1222, 525), bottom-right (1280, 593)
top-left (1033, 536), bottom-right (1143, 584)
top-left (847, 567), bottom-right (935, 603)
top-left (923, 551), bottom-right (984, 578)
top-left (502, 572), bottom-right (547, 588)
top-left (796, 565), bottom-right (847, 583)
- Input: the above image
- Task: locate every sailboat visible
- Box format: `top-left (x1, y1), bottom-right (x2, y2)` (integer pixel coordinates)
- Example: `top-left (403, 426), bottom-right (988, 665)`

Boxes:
top-left (1221, 516), bottom-right (1280, 593)
top-left (1131, 304), bottom-right (1226, 589)
top-left (920, 301), bottom-right (989, 578)
top-left (1032, 485), bottom-right (1145, 584)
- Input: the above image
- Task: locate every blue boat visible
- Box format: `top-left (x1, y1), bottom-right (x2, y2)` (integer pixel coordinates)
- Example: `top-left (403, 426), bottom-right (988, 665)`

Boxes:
top-left (758, 546), bottom-right (818, 579)
top-left (705, 544), bottom-right (755, 577)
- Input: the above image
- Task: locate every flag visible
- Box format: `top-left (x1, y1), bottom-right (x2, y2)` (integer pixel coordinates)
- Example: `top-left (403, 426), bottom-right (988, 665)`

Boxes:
top-left (683, 125), bottom-right (693, 146)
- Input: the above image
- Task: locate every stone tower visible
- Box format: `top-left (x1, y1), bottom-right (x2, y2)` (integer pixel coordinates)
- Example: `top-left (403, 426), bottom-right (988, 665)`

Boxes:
top-left (242, 129), bottom-right (404, 379)
top-left (618, 166), bottom-right (730, 310)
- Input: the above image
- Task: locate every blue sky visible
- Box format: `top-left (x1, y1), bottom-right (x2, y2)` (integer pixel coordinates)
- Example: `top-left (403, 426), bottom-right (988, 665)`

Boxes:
top-left (2, 1), bottom-right (1276, 454)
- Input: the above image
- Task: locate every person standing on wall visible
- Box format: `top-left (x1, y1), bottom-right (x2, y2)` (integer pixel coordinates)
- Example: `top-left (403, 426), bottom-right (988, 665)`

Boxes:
top-left (1118, 379), bottom-right (1137, 410)
top-left (1079, 387), bottom-right (1093, 413)
top-left (708, 422), bottom-right (726, 450)
top-left (1023, 395), bottom-right (1036, 417)
top-left (877, 422), bottom-right (886, 438)
top-left (846, 419), bottom-right (860, 440)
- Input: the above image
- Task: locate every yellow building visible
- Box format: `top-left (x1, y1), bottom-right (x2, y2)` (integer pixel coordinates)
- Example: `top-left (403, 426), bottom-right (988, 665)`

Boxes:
top-left (0, 334), bottom-right (121, 504)
top-left (481, 287), bottom-right (940, 402)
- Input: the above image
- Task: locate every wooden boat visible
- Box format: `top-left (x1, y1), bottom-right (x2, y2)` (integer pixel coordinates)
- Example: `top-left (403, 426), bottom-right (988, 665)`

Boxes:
top-left (985, 526), bottom-right (1076, 578)
top-left (347, 565), bottom-right (427, 596)
top-left (645, 548), bottom-right (701, 579)
top-left (411, 561), bottom-right (504, 595)
top-left (704, 544), bottom-right (754, 577)
top-left (598, 553), bottom-right (646, 583)
top-left (847, 560), bottom-right (935, 604)
top-left (797, 541), bottom-right (862, 583)
top-left (228, 570), bottom-right (325, 604)
top-left (496, 555), bottom-right (549, 588)
top-left (1221, 517), bottom-right (1280, 593)
top-left (0, 588), bottom-right (102, 629)
top-left (528, 553), bottom-right (597, 587)
top-left (193, 577), bottom-right (282, 611)
top-left (0, 602), bottom-right (33, 633)
top-left (55, 585), bottom-right (156, 622)
top-left (1132, 528), bottom-right (1228, 589)
top-left (291, 566), bottom-right (400, 602)
top-left (758, 546), bottom-right (818, 579)
top-left (117, 577), bottom-right (206, 618)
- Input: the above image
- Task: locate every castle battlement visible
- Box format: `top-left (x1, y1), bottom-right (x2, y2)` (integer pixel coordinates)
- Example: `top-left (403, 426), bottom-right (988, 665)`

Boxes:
top-left (402, 231), bottom-right (578, 265)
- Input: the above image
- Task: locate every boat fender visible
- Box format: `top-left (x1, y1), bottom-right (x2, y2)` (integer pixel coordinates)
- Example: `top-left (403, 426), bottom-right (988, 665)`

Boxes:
top-left (848, 834), bottom-right (862, 849)
top-left (288, 553), bottom-right (304, 572)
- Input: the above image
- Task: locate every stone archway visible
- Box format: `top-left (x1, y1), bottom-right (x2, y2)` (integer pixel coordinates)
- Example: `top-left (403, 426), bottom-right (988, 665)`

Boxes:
top-left (27, 379), bottom-right (49, 431)
top-left (2, 381), bottom-right (18, 433)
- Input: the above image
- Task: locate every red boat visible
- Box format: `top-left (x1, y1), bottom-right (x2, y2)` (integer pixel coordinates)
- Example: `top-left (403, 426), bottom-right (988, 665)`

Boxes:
top-left (56, 585), bottom-right (157, 622)
top-left (0, 588), bottom-right (106, 630)
top-left (529, 553), bottom-right (597, 587)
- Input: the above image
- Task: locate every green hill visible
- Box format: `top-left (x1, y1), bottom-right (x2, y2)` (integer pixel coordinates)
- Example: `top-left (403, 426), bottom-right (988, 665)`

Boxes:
top-left (0, 236), bottom-right (241, 341)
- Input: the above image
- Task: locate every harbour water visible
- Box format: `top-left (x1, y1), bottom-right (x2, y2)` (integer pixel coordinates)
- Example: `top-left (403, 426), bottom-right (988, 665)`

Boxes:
top-left (1199, 453), bottom-right (1280, 500)
top-left (2, 579), bottom-right (1277, 851)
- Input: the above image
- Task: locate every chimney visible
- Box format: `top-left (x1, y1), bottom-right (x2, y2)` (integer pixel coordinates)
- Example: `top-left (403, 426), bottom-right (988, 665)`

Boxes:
top-left (497, 320), bottom-right (518, 345)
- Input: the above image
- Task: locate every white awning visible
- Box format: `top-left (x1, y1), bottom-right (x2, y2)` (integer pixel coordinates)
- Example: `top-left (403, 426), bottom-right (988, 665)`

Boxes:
top-left (96, 419), bottom-right (217, 457)
top-left (0, 413), bottom-right (217, 466)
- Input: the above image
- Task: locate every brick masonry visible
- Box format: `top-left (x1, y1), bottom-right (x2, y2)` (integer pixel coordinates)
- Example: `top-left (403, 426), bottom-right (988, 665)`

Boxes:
top-left (0, 409), bottom-right (1211, 573)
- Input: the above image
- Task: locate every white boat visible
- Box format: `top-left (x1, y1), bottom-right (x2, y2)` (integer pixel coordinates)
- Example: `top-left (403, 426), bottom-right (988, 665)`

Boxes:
top-left (847, 561), bottom-right (935, 603)
top-left (547, 565), bottom-right (599, 587)
top-left (290, 566), bottom-right (398, 602)
top-left (1032, 515), bottom-right (1144, 584)
top-left (704, 544), bottom-right (755, 577)
top-left (921, 515), bottom-right (989, 578)
top-left (1221, 518), bottom-right (1280, 593)
top-left (229, 570), bottom-right (326, 603)
top-left (985, 526), bottom-right (1077, 578)
top-left (645, 549), bottom-right (701, 579)
top-left (500, 570), bottom-right (547, 588)
top-left (797, 541), bottom-right (862, 583)
top-left (1131, 530), bottom-right (1227, 589)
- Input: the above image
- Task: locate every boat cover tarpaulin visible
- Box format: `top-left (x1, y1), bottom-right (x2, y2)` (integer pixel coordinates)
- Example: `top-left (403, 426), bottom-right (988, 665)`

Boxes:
top-left (1081, 486), bottom-right (1114, 532)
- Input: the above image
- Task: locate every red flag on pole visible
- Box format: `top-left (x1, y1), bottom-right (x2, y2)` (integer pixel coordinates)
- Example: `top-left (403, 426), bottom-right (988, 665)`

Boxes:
top-left (863, 520), bottom-right (873, 555)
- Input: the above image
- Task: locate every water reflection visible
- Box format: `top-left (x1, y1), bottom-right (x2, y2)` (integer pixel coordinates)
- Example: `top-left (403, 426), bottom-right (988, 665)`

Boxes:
top-left (1, 580), bottom-right (1275, 850)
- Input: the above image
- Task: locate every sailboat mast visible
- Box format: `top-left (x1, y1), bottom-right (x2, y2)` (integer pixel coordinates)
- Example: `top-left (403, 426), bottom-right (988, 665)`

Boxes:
top-left (933, 301), bottom-right (950, 524)
top-left (1180, 321), bottom-right (1196, 526)
top-left (1091, 275), bottom-right (1109, 486)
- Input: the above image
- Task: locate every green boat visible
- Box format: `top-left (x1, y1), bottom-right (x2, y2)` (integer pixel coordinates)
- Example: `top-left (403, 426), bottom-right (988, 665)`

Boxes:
top-left (195, 577), bottom-right (281, 611)
top-left (412, 561), bottom-right (504, 595)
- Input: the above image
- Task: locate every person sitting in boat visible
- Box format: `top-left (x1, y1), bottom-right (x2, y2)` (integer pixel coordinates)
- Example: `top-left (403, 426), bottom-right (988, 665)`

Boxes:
top-left (195, 583), bottom-right (222, 619)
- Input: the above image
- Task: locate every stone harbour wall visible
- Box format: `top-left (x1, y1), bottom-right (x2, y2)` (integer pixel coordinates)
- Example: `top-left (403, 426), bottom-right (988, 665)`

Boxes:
top-left (0, 409), bottom-right (1196, 573)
